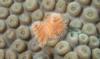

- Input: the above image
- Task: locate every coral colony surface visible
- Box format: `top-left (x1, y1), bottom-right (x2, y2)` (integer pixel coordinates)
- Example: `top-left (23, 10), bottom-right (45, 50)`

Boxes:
top-left (0, 0), bottom-right (100, 59)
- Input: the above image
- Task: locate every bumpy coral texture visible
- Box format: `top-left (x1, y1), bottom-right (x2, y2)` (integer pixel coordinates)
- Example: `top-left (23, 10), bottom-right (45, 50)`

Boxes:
top-left (32, 13), bottom-right (67, 47)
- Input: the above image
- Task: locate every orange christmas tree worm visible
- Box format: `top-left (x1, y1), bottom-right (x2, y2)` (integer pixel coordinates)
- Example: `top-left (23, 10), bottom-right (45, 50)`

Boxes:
top-left (31, 13), bottom-right (68, 47)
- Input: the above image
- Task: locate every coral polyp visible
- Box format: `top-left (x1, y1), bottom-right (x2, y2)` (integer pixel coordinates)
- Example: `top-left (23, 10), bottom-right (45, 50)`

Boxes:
top-left (31, 13), bottom-right (68, 47)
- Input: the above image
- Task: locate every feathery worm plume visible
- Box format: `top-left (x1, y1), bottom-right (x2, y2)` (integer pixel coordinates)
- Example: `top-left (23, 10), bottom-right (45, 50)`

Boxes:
top-left (32, 13), bottom-right (68, 47)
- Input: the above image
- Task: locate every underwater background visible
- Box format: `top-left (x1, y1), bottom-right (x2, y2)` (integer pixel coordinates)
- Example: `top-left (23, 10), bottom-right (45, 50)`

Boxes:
top-left (0, 0), bottom-right (100, 59)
